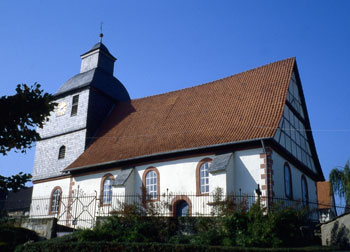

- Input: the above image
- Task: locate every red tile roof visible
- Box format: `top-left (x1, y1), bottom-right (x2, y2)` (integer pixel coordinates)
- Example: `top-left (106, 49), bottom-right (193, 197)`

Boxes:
top-left (67, 57), bottom-right (295, 170)
top-left (317, 181), bottom-right (333, 209)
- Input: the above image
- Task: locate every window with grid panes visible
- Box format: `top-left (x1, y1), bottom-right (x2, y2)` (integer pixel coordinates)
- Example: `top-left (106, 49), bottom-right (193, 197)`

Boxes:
top-left (103, 178), bottom-right (112, 204)
top-left (200, 162), bottom-right (210, 194)
top-left (145, 170), bottom-right (157, 200)
top-left (71, 95), bottom-right (79, 116)
top-left (51, 189), bottom-right (61, 213)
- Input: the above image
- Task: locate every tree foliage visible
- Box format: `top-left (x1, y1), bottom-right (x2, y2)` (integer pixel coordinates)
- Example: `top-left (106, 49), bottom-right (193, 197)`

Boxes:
top-left (0, 173), bottom-right (32, 193)
top-left (0, 83), bottom-right (55, 192)
top-left (329, 160), bottom-right (350, 211)
top-left (0, 83), bottom-right (56, 155)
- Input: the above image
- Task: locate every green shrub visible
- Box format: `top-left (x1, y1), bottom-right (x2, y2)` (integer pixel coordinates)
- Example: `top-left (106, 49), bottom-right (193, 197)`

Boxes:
top-left (15, 241), bottom-right (337, 252)
top-left (76, 204), bottom-right (314, 248)
top-left (59, 194), bottom-right (318, 249)
top-left (222, 211), bottom-right (248, 246)
top-left (77, 215), bottom-right (174, 243)
top-left (0, 224), bottom-right (38, 252)
top-left (220, 202), bottom-right (313, 248)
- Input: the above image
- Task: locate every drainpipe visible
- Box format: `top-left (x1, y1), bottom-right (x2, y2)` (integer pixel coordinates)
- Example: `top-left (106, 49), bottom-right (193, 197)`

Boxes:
top-left (261, 139), bottom-right (272, 211)
top-left (260, 139), bottom-right (266, 154)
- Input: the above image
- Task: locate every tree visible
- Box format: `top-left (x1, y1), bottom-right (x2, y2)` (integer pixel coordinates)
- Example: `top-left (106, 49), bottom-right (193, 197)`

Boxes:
top-left (0, 173), bottom-right (32, 193)
top-left (329, 160), bottom-right (350, 212)
top-left (0, 83), bottom-right (55, 155)
top-left (0, 83), bottom-right (55, 193)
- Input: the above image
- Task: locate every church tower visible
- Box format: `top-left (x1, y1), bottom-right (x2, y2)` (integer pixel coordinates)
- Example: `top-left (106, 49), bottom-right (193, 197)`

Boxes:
top-left (32, 39), bottom-right (130, 181)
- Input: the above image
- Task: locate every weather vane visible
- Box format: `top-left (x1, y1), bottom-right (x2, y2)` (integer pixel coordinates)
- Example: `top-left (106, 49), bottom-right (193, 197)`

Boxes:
top-left (99, 21), bottom-right (104, 43)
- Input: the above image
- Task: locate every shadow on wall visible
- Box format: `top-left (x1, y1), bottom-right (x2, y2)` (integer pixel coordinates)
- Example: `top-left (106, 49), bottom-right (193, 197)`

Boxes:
top-left (329, 220), bottom-right (350, 249)
top-left (234, 153), bottom-right (259, 195)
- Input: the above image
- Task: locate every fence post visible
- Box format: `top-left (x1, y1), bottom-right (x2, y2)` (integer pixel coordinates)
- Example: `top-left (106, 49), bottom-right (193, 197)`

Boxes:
top-left (73, 185), bottom-right (79, 228)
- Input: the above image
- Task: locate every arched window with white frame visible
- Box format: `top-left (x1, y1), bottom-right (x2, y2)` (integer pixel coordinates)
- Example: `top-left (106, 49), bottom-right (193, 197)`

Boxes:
top-left (196, 158), bottom-right (212, 195)
top-left (100, 174), bottom-right (114, 206)
top-left (49, 186), bottom-right (62, 215)
top-left (142, 167), bottom-right (160, 201)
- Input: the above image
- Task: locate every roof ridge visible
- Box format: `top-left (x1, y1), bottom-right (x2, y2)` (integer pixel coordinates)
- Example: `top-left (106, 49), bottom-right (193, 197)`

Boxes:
top-left (131, 57), bottom-right (296, 102)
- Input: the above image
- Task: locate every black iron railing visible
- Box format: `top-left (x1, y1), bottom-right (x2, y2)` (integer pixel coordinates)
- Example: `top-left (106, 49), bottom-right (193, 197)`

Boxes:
top-left (1, 193), bottom-right (343, 228)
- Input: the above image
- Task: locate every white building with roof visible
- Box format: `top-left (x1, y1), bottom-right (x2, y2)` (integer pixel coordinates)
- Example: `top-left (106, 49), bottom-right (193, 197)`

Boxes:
top-left (30, 40), bottom-right (326, 227)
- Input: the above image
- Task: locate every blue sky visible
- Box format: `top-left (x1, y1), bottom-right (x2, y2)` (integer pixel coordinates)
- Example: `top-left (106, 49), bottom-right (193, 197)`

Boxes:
top-left (0, 1), bottom-right (349, 202)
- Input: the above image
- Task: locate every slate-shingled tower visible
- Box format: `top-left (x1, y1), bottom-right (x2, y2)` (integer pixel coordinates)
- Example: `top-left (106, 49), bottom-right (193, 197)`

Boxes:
top-left (32, 42), bottom-right (130, 181)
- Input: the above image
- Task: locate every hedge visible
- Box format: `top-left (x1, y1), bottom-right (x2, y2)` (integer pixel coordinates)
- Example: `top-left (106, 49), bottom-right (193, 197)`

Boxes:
top-left (0, 225), bottom-right (39, 252)
top-left (15, 241), bottom-right (337, 252)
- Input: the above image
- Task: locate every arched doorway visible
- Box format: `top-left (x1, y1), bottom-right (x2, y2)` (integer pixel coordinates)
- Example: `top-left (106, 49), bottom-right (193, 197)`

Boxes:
top-left (171, 196), bottom-right (192, 217)
top-left (176, 200), bottom-right (189, 217)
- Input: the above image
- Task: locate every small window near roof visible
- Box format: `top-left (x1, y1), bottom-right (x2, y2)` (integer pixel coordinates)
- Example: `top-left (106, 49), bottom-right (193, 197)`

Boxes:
top-left (71, 95), bottom-right (79, 116)
top-left (58, 146), bottom-right (66, 159)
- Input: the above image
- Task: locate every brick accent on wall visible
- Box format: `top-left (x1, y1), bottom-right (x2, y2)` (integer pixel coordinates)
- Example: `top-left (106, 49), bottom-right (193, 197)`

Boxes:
top-left (260, 147), bottom-right (274, 208)
top-left (66, 176), bottom-right (75, 227)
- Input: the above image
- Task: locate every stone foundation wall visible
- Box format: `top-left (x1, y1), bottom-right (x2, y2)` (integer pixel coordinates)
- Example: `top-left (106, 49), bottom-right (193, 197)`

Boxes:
top-left (321, 213), bottom-right (350, 248)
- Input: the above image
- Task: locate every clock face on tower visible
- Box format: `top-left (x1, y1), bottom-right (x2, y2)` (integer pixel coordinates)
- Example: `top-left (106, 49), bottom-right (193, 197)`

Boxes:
top-left (56, 101), bottom-right (67, 116)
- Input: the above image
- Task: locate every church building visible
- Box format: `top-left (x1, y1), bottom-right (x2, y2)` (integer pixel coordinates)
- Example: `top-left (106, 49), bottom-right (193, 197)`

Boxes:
top-left (30, 39), bottom-right (325, 224)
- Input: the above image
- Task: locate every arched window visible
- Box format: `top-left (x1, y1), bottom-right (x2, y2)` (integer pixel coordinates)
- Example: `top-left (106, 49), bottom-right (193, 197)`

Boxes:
top-left (142, 167), bottom-right (160, 201)
top-left (301, 175), bottom-right (309, 207)
top-left (100, 174), bottom-right (114, 206)
top-left (58, 145), bottom-right (66, 159)
top-left (196, 158), bottom-right (212, 195)
top-left (284, 163), bottom-right (293, 199)
top-left (49, 186), bottom-right (62, 215)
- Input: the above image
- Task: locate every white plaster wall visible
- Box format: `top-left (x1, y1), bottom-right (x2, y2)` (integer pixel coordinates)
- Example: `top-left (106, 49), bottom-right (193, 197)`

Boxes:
top-left (211, 171), bottom-right (227, 194)
top-left (272, 151), bottom-right (317, 204)
top-left (30, 149), bottom-right (272, 220)
top-left (124, 169), bottom-right (135, 195)
top-left (30, 178), bottom-right (71, 217)
top-left (234, 148), bottom-right (264, 195)
top-left (32, 149), bottom-right (266, 202)
top-left (53, 150), bottom-right (265, 200)
top-left (225, 154), bottom-right (235, 194)
top-left (73, 170), bottom-right (120, 196)
top-left (32, 178), bottom-right (71, 198)
top-left (135, 155), bottom-right (215, 195)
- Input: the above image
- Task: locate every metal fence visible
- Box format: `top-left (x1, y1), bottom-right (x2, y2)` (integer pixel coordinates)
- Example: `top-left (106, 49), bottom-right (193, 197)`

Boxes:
top-left (23, 192), bottom-right (343, 229)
